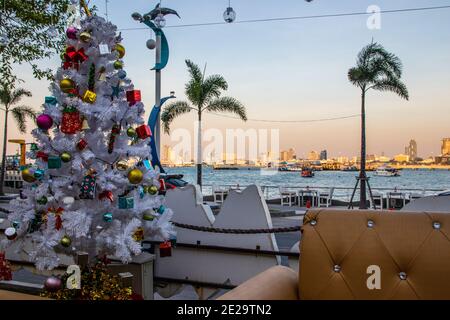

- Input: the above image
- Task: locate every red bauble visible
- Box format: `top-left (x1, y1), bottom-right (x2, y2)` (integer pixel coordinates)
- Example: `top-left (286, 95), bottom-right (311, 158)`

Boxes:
top-left (44, 276), bottom-right (62, 292)
top-left (136, 124), bottom-right (151, 139)
top-left (77, 139), bottom-right (88, 151)
top-left (61, 110), bottom-right (82, 134)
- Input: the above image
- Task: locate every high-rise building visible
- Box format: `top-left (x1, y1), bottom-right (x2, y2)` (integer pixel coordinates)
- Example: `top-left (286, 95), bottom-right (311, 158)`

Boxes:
top-left (280, 148), bottom-right (296, 161)
top-left (442, 138), bottom-right (450, 156)
top-left (405, 139), bottom-right (417, 161)
top-left (307, 151), bottom-right (320, 161)
top-left (320, 150), bottom-right (327, 160)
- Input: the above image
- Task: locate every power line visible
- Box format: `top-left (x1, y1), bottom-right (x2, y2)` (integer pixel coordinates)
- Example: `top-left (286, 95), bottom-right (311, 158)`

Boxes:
top-left (119, 5), bottom-right (450, 31)
top-left (208, 112), bottom-right (360, 123)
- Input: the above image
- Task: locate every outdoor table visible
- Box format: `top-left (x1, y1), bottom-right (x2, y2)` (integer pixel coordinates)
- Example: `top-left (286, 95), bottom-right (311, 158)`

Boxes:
top-left (297, 189), bottom-right (319, 207)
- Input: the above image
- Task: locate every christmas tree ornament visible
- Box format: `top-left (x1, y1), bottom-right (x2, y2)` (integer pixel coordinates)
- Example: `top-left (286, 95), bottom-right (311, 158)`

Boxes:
top-left (36, 151), bottom-right (49, 162)
top-left (36, 114), bottom-right (54, 130)
top-left (64, 46), bottom-right (88, 70)
top-left (27, 211), bottom-right (45, 233)
top-left (0, 252), bottom-right (12, 281)
top-left (33, 169), bottom-right (45, 179)
top-left (110, 82), bottom-right (121, 100)
top-left (148, 185), bottom-right (158, 195)
top-left (99, 190), bottom-right (114, 202)
top-left (48, 207), bottom-right (64, 230)
top-left (143, 159), bottom-right (152, 170)
top-left (127, 168), bottom-right (143, 184)
top-left (44, 276), bottom-right (62, 292)
top-left (48, 156), bottom-right (62, 169)
top-left (117, 69), bottom-right (127, 79)
top-left (30, 143), bottom-right (39, 151)
top-left (12, 221), bottom-right (20, 228)
top-left (60, 78), bottom-right (76, 93)
top-left (157, 205), bottom-right (166, 214)
top-left (5, 228), bottom-right (17, 240)
top-left (136, 124), bottom-right (151, 139)
top-left (103, 212), bottom-right (113, 222)
top-left (60, 152), bottom-right (72, 163)
top-left (142, 210), bottom-right (155, 221)
top-left (88, 63), bottom-right (96, 91)
top-left (45, 96), bottom-right (58, 105)
top-left (63, 196), bottom-right (75, 205)
top-left (126, 90), bottom-right (141, 106)
top-left (37, 196), bottom-right (48, 205)
top-left (98, 66), bottom-right (107, 81)
top-left (126, 127), bottom-right (136, 137)
top-left (118, 196), bottom-right (134, 209)
top-left (114, 43), bottom-right (126, 58)
top-left (146, 39), bottom-right (156, 50)
top-left (98, 42), bottom-right (110, 55)
top-left (132, 227), bottom-right (144, 242)
top-left (21, 168), bottom-right (37, 183)
top-left (79, 31), bottom-right (92, 42)
top-left (79, 171), bottom-right (96, 199)
top-left (116, 160), bottom-right (128, 171)
top-left (113, 60), bottom-right (123, 69)
top-left (159, 241), bottom-right (172, 257)
top-left (66, 26), bottom-right (78, 39)
top-left (82, 90), bottom-right (97, 104)
top-left (76, 138), bottom-right (88, 151)
top-left (60, 235), bottom-right (72, 247)
top-left (61, 107), bottom-right (82, 134)
top-left (81, 118), bottom-right (90, 130)
top-left (108, 123), bottom-right (121, 153)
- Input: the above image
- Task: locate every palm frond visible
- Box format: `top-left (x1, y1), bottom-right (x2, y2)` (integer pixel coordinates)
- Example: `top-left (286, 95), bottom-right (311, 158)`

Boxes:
top-left (202, 74), bottom-right (228, 103)
top-left (11, 105), bottom-right (36, 133)
top-left (161, 101), bottom-right (194, 134)
top-left (10, 88), bottom-right (32, 105)
top-left (371, 77), bottom-right (409, 100)
top-left (185, 60), bottom-right (204, 106)
top-left (204, 97), bottom-right (247, 121)
top-left (0, 85), bottom-right (12, 106)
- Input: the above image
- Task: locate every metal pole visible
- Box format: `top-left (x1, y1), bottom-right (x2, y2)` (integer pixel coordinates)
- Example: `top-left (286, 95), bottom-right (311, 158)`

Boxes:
top-left (155, 31), bottom-right (162, 157)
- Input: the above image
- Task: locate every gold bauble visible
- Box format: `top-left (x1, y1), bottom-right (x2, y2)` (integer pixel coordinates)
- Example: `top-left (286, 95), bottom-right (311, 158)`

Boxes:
top-left (60, 78), bottom-right (75, 93)
top-left (142, 210), bottom-right (155, 221)
top-left (132, 227), bottom-right (144, 241)
top-left (128, 168), bottom-right (143, 184)
top-left (116, 160), bottom-right (128, 171)
top-left (113, 60), bottom-right (123, 70)
top-left (60, 235), bottom-right (71, 247)
top-left (126, 127), bottom-right (136, 137)
top-left (114, 44), bottom-right (126, 58)
top-left (148, 185), bottom-right (159, 195)
top-left (79, 31), bottom-right (92, 43)
top-left (60, 152), bottom-right (72, 163)
top-left (22, 168), bottom-right (37, 183)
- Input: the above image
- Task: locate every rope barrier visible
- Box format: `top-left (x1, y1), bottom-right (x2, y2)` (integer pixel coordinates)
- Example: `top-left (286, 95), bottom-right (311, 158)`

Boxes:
top-left (172, 222), bottom-right (301, 234)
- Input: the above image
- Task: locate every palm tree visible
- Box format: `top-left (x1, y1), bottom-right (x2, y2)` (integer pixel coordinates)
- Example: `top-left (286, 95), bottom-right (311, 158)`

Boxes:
top-left (348, 42), bottom-right (409, 209)
top-left (0, 86), bottom-right (36, 195)
top-left (162, 60), bottom-right (247, 187)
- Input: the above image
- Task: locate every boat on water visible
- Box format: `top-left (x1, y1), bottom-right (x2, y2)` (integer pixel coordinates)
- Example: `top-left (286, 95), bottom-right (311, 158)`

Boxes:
top-left (301, 168), bottom-right (314, 178)
top-left (375, 166), bottom-right (400, 177)
top-left (341, 165), bottom-right (358, 172)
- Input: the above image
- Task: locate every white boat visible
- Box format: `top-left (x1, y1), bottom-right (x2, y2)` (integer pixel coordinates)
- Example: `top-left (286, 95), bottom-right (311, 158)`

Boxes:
top-left (375, 166), bottom-right (400, 177)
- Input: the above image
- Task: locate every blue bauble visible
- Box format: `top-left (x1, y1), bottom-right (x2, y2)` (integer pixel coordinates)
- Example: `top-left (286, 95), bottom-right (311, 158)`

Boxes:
top-left (157, 205), bottom-right (165, 214)
top-left (103, 212), bottom-right (113, 222)
top-left (118, 70), bottom-right (127, 79)
top-left (34, 169), bottom-right (44, 179)
top-left (12, 221), bottom-right (20, 228)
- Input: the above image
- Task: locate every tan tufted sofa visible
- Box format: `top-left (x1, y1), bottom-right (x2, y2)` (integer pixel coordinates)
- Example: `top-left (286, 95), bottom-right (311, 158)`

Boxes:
top-left (219, 209), bottom-right (450, 300)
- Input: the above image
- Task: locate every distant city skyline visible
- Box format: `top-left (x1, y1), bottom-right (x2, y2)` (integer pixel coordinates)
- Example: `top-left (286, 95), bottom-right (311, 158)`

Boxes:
top-left (4, 0), bottom-right (450, 158)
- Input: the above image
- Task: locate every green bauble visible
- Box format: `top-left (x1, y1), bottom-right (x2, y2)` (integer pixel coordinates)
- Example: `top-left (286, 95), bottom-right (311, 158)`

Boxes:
top-left (60, 235), bottom-right (71, 248)
top-left (37, 196), bottom-right (48, 205)
top-left (113, 60), bottom-right (123, 70)
top-left (60, 152), bottom-right (72, 163)
top-left (148, 185), bottom-right (159, 195)
top-left (126, 127), bottom-right (136, 137)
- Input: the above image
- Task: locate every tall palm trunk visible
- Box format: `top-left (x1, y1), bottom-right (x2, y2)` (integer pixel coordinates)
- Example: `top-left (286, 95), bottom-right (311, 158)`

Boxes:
top-left (0, 109), bottom-right (9, 196)
top-left (359, 90), bottom-right (367, 209)
top-left (196, 109), bottom-right (202, 187)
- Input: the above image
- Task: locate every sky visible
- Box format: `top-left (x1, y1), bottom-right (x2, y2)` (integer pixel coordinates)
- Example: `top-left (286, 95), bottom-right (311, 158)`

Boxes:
top-left (6, 0), bottom-right (450, 159)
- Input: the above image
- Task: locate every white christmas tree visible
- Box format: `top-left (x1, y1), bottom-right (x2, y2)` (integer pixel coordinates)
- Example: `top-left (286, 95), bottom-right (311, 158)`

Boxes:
top-left (1, 14), bottom-right (175, 270)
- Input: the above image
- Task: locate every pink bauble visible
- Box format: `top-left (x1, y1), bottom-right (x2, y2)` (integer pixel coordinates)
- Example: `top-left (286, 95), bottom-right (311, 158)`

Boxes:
top-left (36, 114), bottom-right (53, 130)
top-left (66, 26), bottom-right (78, 40)
top-left (44, 276), bottom-right (62, 292)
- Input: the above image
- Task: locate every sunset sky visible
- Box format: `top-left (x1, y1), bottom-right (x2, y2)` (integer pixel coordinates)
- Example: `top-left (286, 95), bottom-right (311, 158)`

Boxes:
top-left (6, 0), bottom-right (450, 159)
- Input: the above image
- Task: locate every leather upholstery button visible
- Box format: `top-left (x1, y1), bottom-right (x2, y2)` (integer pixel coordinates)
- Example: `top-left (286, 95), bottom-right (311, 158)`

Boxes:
top-left (399, 272), bottom-right (407, 280)
top-left (310, 219), bottom-right (317, 226)
top-left (433, 222), bottom-right (441, 230)
top-left (367, 220), bottom-right (375, 228)
top-left (333, 265), bottom-right (341, 273)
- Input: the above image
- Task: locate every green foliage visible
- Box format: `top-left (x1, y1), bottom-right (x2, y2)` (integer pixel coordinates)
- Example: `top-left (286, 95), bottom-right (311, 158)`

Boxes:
top-left (161, 59), bottom-right (247, 133)
top-left (0, 0), bottom-right (72, 88)
top-left (88, 63), bottom-right (96, 91)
